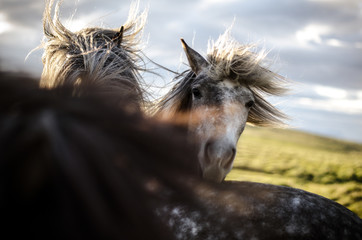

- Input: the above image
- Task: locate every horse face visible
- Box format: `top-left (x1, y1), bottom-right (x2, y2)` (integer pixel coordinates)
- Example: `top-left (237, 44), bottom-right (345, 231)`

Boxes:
top-left (180, 39), bottom-right (255, 182)
top-left (189, 73), bottom-right (254, 182)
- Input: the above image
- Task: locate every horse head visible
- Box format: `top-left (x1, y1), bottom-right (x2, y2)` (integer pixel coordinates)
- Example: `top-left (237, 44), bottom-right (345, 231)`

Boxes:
top-left (40, 0), bottom-right (147, 111)
top-left (157, 31), bottom-right (288, 182)
top-left (181, 39), bottom-right (254, 182)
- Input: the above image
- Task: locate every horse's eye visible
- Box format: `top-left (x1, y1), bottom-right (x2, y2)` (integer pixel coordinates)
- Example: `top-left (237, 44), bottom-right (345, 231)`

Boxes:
top-left (245, 100), bottom-right (254, 108)
top-left (192, 88), bottom-right (202, 99)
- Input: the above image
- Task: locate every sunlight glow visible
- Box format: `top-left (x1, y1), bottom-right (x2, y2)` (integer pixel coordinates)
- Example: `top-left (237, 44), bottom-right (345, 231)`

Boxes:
top-left (326, 39), bottom-right (344, 47)
top-left (0, 13), bottom-right (12, 34)
top-left (64, 12), bottom-right (105, 32)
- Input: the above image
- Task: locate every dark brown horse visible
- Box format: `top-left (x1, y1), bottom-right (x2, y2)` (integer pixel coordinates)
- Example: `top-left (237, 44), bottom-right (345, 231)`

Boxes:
top-left (1, 72), bottom-right (361, 240)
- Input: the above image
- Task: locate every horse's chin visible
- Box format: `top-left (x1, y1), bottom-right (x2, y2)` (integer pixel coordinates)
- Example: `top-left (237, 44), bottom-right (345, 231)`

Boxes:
top-left (202, 165), bottom-right (230, 183)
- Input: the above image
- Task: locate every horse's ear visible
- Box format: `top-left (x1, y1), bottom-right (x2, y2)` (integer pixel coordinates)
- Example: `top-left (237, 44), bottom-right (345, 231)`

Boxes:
top-left (113, 26), bottom-right (124, 47)
top-left (181, 39), bottom-right (208, 75)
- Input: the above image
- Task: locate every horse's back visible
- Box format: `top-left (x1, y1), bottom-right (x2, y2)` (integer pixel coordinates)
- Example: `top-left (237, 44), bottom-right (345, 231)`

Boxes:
top-left (157, 180), bottom-right (362, 240)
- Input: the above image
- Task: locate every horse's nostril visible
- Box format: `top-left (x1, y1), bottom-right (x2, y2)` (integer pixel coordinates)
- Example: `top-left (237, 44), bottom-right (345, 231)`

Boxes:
top-left (231, 147), bottom-right (236, 159)
top-left (204, 141), bottom-right (214, 164)
top-left (222, 147), bottom-right (236, 170)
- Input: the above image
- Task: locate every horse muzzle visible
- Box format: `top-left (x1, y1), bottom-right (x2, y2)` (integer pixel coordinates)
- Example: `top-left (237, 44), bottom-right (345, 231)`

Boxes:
top-left (201, 139), bottom-right (236, 183)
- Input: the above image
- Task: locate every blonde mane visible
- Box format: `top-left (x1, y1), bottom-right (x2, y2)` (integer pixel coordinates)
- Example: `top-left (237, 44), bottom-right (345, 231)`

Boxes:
top-left (207, 30), bottom-right (289, 126)
top-left (41, 0), bottom-right (148, 109)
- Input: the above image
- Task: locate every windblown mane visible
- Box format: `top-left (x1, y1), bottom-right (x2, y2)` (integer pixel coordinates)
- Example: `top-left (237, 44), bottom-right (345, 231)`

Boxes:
top-left (152, 71), bottom-right (194, 117)
top-left (41, 0), bottom-right (148, 110)
top-left (207, 30), bottom-right (288, 126)
top-left (155, 30), bottom-right (288, 126)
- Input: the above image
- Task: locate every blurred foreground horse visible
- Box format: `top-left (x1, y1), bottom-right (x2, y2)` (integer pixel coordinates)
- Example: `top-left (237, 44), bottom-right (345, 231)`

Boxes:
top-left (0, 72), bottom-right (361, 240)
top-left (40, 0), bottom-right (288, 182)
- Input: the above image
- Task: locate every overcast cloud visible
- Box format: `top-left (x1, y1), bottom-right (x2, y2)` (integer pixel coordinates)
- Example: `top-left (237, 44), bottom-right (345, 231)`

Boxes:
top-left (0, 0), bottom-right (361, 143)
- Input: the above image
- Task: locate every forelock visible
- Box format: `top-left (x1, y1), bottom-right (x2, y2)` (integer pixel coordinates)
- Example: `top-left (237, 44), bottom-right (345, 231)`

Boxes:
top-left (206, 29), bottom-right (289, 126)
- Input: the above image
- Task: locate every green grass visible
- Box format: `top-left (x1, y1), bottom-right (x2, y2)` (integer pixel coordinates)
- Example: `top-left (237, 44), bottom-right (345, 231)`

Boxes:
top-left (226, 126), bottom-right (362, 217)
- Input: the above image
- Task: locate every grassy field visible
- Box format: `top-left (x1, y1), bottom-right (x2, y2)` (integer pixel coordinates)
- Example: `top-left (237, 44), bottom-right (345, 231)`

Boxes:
top-left (226, 126), bottom-right (362, 218)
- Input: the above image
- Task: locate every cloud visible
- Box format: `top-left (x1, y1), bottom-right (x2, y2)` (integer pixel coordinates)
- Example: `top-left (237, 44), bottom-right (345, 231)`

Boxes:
top-left (295, 24), bottom-right (331, 46)
top-left (289, 84), bottom-right (362, 114)
top-left (0, 1), bottom-right (44, 28)
top-left (295, 98), bottom-right (362, 115)
top-left (314, 85), bottom-right (348, 99)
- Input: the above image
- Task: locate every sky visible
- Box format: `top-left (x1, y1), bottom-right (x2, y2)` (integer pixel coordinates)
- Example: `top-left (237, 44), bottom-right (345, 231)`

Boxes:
top-left (0, 0), bottom-right (361, 143)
